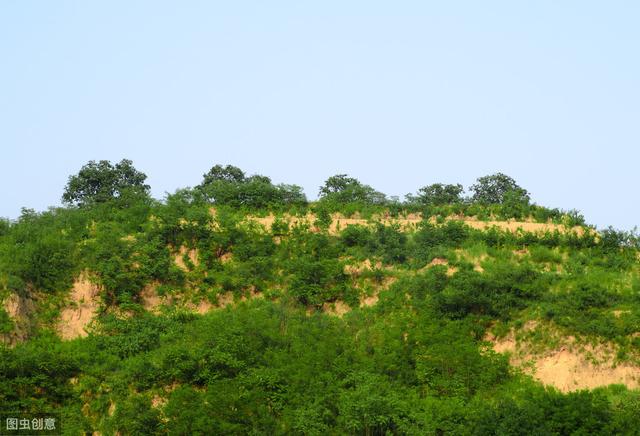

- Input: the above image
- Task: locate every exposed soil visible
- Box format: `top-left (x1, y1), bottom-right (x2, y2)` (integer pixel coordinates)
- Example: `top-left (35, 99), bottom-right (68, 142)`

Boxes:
top-left (424, 257), bottom-right (458, 276)
top-left (487, 323), bottom-right (640, 392)
top-left (360, 293), bottom-right (379, 307)
top-left (173, 246), bottom-right (199, 271)
top-left (216, 292), bottom-right (234, 308)
top-left (248, 213), bottom-right (585, 237)
top-left (1, 292), bottom-right (35, 344)
top-left (57, 274), bottom-right (101, 340)
top-left (140, 283), bottom-right (166, 313)
top-left (344, 258), bottom-right (383, 275)
top-left (322, 301), bottom-right (351, 317)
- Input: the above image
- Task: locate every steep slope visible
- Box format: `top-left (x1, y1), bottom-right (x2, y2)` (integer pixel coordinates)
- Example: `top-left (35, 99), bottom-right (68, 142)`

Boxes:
top-left (1, 202), bottom-right (639, 434)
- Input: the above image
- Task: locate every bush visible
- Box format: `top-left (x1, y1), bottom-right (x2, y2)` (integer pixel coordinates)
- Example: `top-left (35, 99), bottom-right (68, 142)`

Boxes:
top-left (413, 221), bottom-right (469, 261)
top-left (108, 395), bottom-right (162, 435)
top-left (368, 224), bottom-right (408, 264)
top-left (430, 261), bottom-right (544, 319)
top-left (529, 246), bottom-right (562, 263)
top-left (340, 225), bottom-right (371, 248)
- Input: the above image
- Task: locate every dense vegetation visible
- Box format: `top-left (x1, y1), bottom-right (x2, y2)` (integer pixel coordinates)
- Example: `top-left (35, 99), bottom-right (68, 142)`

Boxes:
top-left (1, 160), bottom-right (639, 435)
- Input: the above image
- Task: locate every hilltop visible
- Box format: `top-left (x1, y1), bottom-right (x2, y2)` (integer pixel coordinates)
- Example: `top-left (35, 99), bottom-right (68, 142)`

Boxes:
top-left (1, 161), bottom-right (639, 434)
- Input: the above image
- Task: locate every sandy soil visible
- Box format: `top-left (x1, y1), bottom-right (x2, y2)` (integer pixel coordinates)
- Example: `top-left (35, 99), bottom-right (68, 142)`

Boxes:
top-left (142, 285), bottom-right (263, 315)
top-left (57, 274), bottom-right (101, 340)
top-left (140, 283), bottom-right (166, 313)
top-left (487, 323), bottom-right (640, 392)
top-left (360, 293), bottom-right (379, 307)
top-left (424, 257), bottom-right (458, 276)
top-left (240, 288), bottom-right (264, 303)
top-left (458, 218), bottom-right (585, 235)
top-left (322, 301), bottom-right (351, 317)
top-left (247, 213), bottom-right (585, 237)
top-left (216, 292), bottom-right (234, 308)
top-left (151, 395), bottom-right (167, 409)
top-left (2, 293), bottom-right (35, 344)
top-left (344, 258), bottom-right (383, 275)
top-left (173, 246), bottom-right (199, 271)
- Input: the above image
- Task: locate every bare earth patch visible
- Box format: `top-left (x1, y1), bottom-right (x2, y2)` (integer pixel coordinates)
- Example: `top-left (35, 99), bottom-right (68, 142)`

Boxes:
top-left (151, 395), bottom-right (167, 409)
top-left (487, 323), bottom-right (640, 392)
top-left (1, 292), bottom-right (35, 344)
top-left (174, 246), bottom-right (199, 271)
top-left (344, 258), bottom-right (382, 275)
top-left (423, 258), bottom-right (458, 276)
top-left (232, 210), bottom-right (589, 237)
top-left (248, 213), bottom-right (421, 235)
top-left (454, 250), bottom-right (487, 273)
top-left (241, 288), bottom-right (264, 303)
top-left (322, 301), bottom-right (351, 317)
top-left (360, 293), bottom-right (379, 308)
top-left (533, 348), bottom-right (640, 392)
top-left (57, 273), bottom-right (101, 340)
top-left (216, 292), bottom-right (234, 309)
top-left (175, 289), bottom-right (264, 315)
top-left (458, 218), bottom-right (585, 235)
top-left (612, 310), bottom-right (631, 318)
top-left (140, 283), bottom-right (166, 313)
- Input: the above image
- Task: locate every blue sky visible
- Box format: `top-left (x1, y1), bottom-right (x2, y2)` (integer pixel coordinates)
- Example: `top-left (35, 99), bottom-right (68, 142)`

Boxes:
top-left (1, 1), bottom-right (638, 229)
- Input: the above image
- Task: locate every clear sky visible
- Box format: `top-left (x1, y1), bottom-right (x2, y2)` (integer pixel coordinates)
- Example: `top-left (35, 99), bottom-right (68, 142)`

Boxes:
top-left (1, 1), bottom-right (638, 229)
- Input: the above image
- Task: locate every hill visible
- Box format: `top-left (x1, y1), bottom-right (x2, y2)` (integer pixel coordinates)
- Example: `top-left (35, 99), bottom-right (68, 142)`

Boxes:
top-left (1, 162), bottom-right (639, 434)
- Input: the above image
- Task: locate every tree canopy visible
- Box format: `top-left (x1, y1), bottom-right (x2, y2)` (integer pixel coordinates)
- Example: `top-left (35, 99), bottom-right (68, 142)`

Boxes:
top-left (409, 183), bottom-right (464, 205)
top-left (318, 174), bottom-right (386, 205)
top-left (201, 164), bottom-right (246, 184)
top-left (470, 172), bottom-right (530, 205)
top-left (62, 159), bottom-right (150, 206)
top-left (197, 164), bottom-right (306, 208)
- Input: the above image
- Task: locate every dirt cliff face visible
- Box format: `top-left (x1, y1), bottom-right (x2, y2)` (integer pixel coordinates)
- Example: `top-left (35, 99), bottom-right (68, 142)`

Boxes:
top-left (56, 273), bottom-right (102, 340)
top-left (1, 292), bottom-right (36, 345)
top-left (486, 322), bottom-right (640, 392)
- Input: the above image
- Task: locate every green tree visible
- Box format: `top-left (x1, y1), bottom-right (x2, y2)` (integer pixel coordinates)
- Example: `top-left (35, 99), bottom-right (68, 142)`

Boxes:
top-left (600, 227), bottom-right (639, 252)
top-left (198, 165), bottom-right (306, 208)
top-left (1, 208), bottom-right (77, 294)
top-left (318, 174), bottom-right (386, 205)
top-left (470, 172), bottom-right (529, 204)
top-left (201, 164), bottom-right (246, 184)
top-left (499, 188), bottom-right (531, 219)
top-left (410, 183), bottom-right (464, 205)
top-left (276, 183), bottom-right (307, 206)
top-left (0, 219), bottom-right (9, 237)
top-left (337, 372), bottom-right (404, 434)
top-left (62, 159), bottom-right (150, 206)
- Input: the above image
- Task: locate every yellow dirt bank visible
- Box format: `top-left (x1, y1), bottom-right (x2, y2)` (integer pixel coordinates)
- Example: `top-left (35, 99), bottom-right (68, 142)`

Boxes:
top-left (244, 212), bottom-right (587, 236)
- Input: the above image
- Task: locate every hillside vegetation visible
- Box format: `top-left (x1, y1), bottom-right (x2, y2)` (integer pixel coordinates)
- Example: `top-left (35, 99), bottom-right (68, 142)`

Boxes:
top-left (1, 161), bottom-right (640, 435)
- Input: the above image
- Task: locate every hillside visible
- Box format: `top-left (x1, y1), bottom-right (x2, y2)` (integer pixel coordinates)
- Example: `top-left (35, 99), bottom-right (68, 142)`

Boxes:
top-left (1, 163), bottom-right (640, 434)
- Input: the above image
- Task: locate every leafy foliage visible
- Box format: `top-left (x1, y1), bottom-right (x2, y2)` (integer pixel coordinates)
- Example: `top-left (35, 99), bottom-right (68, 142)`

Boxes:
top-left (470, 172), bottom-right (530, 205)
top-left (318, 174), bottom-right (386, 205)
top-left (198, 164), bottom-right (306, 209)
top-left (408, 183), bottom-right (464, 205)
top-left (62, 159), bottom-right (150, 206)
top-left (1, 161), bottom-right (638, 434)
